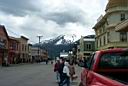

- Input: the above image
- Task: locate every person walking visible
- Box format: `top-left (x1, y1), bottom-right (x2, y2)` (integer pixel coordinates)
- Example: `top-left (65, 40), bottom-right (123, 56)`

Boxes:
top-left (54, 57), bottom-right (60, 82)
top-left (59, 61), bottom-right (70, 86)
top-left (58, 57), bottom-right (65, 85)
top-left (69, 63), bottom-right (75, 81)
top-left (51, 60), bottom-right (53, 64)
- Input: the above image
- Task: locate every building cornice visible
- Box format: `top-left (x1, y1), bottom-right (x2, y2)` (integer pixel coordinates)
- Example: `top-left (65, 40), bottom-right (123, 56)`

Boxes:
top-left (106, 7), bottom-right (128, 13)
top-left (106, 24), bottom-right (116, 30)
top-left (98, 42), bottom-right (128, 50)
top-left (115, 19), bottom-right (128, 32)
top-left (106, 0), bottom-right (128, 11)
top-left (95, 31), bottom-right (107, 38)
top-left (9, 36), bottom-right (19, 42)
top-left (21, 36), bottom-right (29, 40)
top-left (93, 14), bottom-right (108, 30)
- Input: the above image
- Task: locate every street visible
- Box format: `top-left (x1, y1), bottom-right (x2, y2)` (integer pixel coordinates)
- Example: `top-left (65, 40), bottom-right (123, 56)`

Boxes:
top-left (0, 63), bottom-right (82, 86)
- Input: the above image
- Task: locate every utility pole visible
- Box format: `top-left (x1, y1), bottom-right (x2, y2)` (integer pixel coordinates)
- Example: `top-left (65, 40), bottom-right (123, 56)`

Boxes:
top-left (37, 35), bottom-right (43, 62)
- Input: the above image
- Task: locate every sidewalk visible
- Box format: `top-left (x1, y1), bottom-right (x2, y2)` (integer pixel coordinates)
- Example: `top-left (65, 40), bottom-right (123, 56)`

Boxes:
top-left (71, 65), bottom-right (82, 86)
top-left (0, 63), bottom-right (32, 68)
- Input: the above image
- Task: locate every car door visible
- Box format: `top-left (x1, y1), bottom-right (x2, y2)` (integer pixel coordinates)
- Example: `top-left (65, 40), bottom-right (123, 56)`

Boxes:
top-left (82, 53), bottom-right (96, 86)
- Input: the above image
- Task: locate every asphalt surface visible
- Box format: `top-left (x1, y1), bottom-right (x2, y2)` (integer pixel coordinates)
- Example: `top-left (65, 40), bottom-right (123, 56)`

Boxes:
top-left (0, 63), bottom-right (82, 86)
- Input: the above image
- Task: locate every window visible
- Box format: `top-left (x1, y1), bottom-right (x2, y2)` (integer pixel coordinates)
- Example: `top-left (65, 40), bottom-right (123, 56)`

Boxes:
top-left (121, 13), bottom-right (125, 21)
top-left (100, 38), bottom-right (102, 47)
top-left (99, 29), bottom-right (102, 34)
top-left (86, 43), bottom-right (92, 50)
top-left (96, 40), bottom-right (98, 48)
top-left (17, 43), bottom-right (18, 51)
top-left (107, 32), bottom-right (110, 43)
top-left (102, 24), bottom-right (105, 33)
top-left (103, 36), bottom-right (106, 45)
top-left (120, 32), bottom-right (127, 42)
top-left (12, 43), bottom-right (16, 50)
top-left (84, 43), bottom-right (92, 51)
top-left (87, 53), bottom-right (96, 70)
top-left (22, 44), bottom-right (24, 51)
top-left (99, 52), bottom-right (128, 68)
top-left (25, 45), bottom-right (26, 51)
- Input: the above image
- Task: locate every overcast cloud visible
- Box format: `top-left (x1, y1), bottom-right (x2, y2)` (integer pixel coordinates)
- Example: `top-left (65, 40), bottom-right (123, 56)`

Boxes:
top-left (0, 0), bottom-right (108, 43)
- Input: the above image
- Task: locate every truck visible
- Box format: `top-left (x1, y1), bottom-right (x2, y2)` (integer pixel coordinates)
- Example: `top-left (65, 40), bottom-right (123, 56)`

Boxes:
top-left (79, 48), bottom-right (128, 86)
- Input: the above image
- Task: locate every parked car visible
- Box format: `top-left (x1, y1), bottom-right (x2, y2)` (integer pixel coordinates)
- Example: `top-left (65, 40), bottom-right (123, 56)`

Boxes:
top-left (79, 48), bottom-right (128, 86)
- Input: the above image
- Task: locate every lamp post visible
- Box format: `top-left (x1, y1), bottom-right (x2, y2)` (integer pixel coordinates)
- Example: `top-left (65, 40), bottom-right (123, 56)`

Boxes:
top-left (37, 35), bottom-right (43, 62)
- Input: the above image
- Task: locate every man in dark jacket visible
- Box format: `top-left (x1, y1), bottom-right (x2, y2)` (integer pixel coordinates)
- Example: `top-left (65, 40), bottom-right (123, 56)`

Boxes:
top-left (58, 57), bottom-right (65, 86)
top-left (54, 58), bottom-right (60, 82)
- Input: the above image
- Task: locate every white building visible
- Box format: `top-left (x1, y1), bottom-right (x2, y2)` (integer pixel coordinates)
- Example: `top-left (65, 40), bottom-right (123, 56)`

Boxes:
top-left (77, 35), bottom-right (95, 60)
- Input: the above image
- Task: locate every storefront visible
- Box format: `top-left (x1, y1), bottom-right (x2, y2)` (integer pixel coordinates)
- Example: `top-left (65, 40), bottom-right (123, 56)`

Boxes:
top-left (8, 37), bottom-right (19, 64)
top-left (0, 49), bottom-right (4, 65)
top-left (0, 39), bottom-right (8, 65)
top-left (0, 25), bottom-right (9, 65)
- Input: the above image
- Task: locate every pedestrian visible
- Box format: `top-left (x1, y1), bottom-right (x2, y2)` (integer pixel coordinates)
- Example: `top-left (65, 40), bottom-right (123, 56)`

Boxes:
top-left (5, 57), bottom-right (8, 66)
top-left (46, 59), bottom-right (48, 64)
top-left (54, 57), bottom-right (60, 82)
top-left (69, 63), bottom-right (77, 81)
top-left (51, 60), bottom-right (53, 64)
top-left (59, 61), bottom-right (70, 86)
top-left (69, 63), bottom-right (75, 81)
top-left (58, 57), bottom-right (65, 85)
top-left (14, 57), bottom-right (16, 64)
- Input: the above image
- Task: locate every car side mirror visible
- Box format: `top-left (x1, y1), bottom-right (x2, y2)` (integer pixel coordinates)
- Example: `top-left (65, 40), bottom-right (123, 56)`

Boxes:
top-left (84, 62), bottom-right (88, 68)
top-left (79, 61), bottom-right (88, 68)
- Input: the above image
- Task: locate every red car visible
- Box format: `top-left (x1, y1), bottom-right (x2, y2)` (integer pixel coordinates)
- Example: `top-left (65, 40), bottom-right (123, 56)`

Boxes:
top-left (79, 48), bottom-right (128, 86)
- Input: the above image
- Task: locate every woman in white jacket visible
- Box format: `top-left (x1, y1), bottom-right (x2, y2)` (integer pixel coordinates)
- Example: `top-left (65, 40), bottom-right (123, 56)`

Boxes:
top-left (59, 61), bottom-right (70, 86)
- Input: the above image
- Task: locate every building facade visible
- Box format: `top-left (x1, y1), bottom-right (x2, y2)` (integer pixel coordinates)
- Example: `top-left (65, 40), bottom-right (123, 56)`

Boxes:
top-left (0, 25), bottom-right (9, 65)
top-left (8, 36), bottom-right (19, 64)
top-left (31, 47), bottom-right (40, 62)
top-left (18, 36), bottom-right (29, 63)
top-left (41, 49), bottom-right (48, 61)
top-left (93, 0), bottom-right (128, 50)
top-left (78, 35), bottom-right (95, 60)
top-left (31, 47), bottom-right (48, 62)
top-left (28, 44), bottom-right (32, 62)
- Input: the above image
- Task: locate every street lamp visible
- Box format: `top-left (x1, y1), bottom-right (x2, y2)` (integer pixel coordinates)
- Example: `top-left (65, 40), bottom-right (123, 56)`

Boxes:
top-left (37, 35), bottom-right (43, 62)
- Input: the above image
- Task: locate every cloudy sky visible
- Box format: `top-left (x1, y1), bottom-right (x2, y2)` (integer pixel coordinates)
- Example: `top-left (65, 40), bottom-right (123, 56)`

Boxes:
top-left (0, 0), bottom-right (108, 43)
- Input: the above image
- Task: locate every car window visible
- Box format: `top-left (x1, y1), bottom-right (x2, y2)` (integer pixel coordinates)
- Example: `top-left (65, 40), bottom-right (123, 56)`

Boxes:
top-left (87, 53), bottom-right (96, 70)
top-left (99, 52), bottom-right (128, 68)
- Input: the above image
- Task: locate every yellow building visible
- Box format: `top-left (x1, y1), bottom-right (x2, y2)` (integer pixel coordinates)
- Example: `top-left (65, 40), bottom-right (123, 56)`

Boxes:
top-left (18, 36), bottom-right (29, 62)
top-left (93, 0), bottom-right (128, 50)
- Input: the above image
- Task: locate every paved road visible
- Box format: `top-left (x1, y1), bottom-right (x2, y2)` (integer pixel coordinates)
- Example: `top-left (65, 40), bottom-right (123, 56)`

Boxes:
top-left (0, 63), bottom-right (82, 86)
